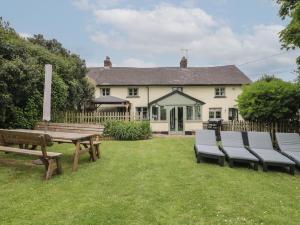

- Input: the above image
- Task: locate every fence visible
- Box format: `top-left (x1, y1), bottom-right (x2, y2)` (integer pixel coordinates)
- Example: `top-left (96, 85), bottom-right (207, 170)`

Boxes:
top-left (52, 111), bottom-right (144, 124)
top-left (204, 120), bottom-right (300, 142)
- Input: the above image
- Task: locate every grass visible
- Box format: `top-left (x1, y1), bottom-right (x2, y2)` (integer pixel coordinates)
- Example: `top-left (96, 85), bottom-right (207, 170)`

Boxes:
top-left (0, 137), bottom-right (300, 225)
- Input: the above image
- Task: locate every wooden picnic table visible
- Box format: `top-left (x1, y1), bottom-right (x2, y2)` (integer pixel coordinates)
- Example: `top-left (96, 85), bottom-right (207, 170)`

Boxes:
top-left (14, 129), bottom-right (98, 171)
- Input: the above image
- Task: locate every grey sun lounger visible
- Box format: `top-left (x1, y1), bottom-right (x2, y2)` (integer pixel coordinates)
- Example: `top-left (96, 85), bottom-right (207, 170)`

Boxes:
top-left (276, 132), bottom-right (300, 167)
top-left (247, 132), bottom-right (296, 175)
top-left (194, 130), bottom-right (225, 166)
top-left (220, 131), bottom-right (259, 170)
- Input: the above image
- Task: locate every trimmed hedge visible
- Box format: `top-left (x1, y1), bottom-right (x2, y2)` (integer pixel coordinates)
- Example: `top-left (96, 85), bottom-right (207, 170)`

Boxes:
top-left (103, 120), bottom-right (152, 140)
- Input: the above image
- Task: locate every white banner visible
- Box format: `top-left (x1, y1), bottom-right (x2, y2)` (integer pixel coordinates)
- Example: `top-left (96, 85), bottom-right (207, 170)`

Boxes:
top-left (42, 64), bottom-right (52, 121)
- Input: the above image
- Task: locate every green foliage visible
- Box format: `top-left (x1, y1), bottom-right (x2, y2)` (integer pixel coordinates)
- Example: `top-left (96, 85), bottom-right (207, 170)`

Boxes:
top-left (276, 0), bottom-right (300, 79)
top-left (103, 120), bottom-right (152, 140)
top-left (0, 18), bottom-right (94, 128)
top-left (258, 74), bottom-right (282, 82)
top-left (237, 78), bottom-right (300, 121)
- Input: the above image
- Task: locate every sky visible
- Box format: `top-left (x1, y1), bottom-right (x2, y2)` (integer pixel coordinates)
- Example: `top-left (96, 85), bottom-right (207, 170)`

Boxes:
top-left (1, 0), bottom-right (300, 81)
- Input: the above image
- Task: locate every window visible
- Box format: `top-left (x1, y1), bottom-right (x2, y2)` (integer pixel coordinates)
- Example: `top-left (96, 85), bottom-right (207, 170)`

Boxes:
top-left (100, 88), bottom-right (110, 96)
top-left (186, 106), bottom-right (193, 120)
top-left (151, 106), bottom-right (167, 121)
top-left (128, 88), bottom-right (139, 97)
top-left (209, 108), bottom-right (222, 119)
top-left (228, 108), bottom-right (239, 121)
top-left (136, 107), bottom-right (148, 120)
top-left (172, 87), bottom-right (183, 92)
top-left (152, 106), bottom-right (159, 121)
top-left (215, 87), bottom-right (225, 97)
top-left (160, 106), bottom-right (167, 120)
top-left (195, 106), bottom-right (202, 120)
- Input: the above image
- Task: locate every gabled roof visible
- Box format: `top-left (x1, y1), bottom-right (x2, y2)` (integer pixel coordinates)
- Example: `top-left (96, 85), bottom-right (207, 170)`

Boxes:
top-left (92, 96), bottom-right (129, 104)
top-left (86, 65), bottom-right (251, 86)
top-left (149, 90), bottom-right (205, 106)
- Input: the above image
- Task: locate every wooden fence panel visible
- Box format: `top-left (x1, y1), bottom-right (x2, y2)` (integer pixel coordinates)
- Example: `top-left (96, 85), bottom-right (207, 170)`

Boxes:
top-left (52, 111), bottom-right (145, 124)
top-left (220, 120), bottom-right (300, 142)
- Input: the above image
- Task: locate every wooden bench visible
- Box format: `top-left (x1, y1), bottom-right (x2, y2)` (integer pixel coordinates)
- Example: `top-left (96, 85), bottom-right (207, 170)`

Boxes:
top-left (0, 130), bottom-right (63, 180)
top-left (35, 122), bottom-right (103, 159)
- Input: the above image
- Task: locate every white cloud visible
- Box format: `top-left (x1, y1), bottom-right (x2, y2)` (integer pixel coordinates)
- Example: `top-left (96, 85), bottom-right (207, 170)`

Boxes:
top-left (117, 58), bottom-right (157, 67)
top-left (74, 1), bottom-right (299, 80)
top-left (72, 0), bottom-right (125, 10)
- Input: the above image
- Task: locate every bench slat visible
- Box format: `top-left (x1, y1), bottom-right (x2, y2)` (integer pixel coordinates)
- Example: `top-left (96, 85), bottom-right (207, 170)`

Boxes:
top-left (0, 146), bottom-right (62, 158)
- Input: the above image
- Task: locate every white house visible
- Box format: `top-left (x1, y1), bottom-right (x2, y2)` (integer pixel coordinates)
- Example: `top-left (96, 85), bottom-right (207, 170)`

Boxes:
top-left (86, 56), bottom-right (251, 134)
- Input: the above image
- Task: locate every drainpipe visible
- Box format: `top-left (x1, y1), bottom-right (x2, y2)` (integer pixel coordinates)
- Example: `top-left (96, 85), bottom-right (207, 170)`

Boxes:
top-left (147, 86), bottom-right (150, 120)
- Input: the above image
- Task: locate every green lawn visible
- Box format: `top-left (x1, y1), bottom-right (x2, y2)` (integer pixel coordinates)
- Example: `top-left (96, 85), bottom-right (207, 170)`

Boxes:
top-left (0, 137), bottom-right (300, 225)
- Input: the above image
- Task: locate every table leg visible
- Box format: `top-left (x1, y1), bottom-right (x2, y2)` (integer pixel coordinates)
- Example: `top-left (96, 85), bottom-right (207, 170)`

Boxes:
top-left (72, 141), bottom-right (81, 171)
top-left (89, 138), bottom-right (97, 162)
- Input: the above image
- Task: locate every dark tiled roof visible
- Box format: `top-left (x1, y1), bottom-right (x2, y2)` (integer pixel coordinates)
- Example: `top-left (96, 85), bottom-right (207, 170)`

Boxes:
top-left (86, 65), bottom-right (251, 86)
top-left (92, 96), bottom-right (129, 104)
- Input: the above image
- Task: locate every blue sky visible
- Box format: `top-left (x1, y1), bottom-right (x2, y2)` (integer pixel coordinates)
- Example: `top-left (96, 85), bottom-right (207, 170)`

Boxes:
top-left (1, 0), bottom-right (299, 81)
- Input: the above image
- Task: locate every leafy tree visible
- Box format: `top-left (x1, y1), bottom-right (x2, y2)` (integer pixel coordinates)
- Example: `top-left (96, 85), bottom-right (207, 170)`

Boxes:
top-left (258, 74), bottom-right (282, 82)
top-left (237, 77), bottom-right (300, 121)
top-left (276, 0), bottom-right (300, 79)
top-left (0, 18), bottom-right (94, 128)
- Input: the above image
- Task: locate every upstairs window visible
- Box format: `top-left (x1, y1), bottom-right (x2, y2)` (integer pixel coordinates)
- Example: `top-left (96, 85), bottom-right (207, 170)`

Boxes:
top-left (215, 87), bottom-right (225, 97)
top-left (128, 88), bottom-right (139, 97)
top-left (101, 88), bottom-right (110, 96)
top-left (172, 87), bottom-right (183, 92)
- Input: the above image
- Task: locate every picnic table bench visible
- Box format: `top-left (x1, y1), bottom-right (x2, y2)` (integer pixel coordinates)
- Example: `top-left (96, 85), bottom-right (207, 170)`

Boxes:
top-left (0, 129), bottom-right (62, 180)
top-left (35, 122), bottom-right (103, 159)
top-left (15, 129), bottom-right (99, 171)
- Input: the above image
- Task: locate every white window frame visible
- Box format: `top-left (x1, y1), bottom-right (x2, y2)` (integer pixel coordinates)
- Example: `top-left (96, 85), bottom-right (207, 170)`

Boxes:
top-left (128, 87), bottom-right (139, 97)
top-left (100, 88), bottom-right (110, 96)
top-left (209, 108), bottom-right (222, 119)
top-left (215, 87), bottom-right (225, 97)
top-left (172, 87), bottom-right (183, 92)
top-left (136, 107), bottom-right (148, 120)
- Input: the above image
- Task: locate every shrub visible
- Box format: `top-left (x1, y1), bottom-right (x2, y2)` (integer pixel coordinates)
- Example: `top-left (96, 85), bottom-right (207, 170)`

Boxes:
top-left (237, 78), bottom-right (300, 121)
top-left (103, 120), bottom-right (152, 140)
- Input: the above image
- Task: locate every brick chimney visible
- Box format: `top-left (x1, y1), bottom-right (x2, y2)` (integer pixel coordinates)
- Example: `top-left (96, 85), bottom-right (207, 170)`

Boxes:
top-left (104, 56), bottom-right (112, 69)
top-left (180, 56), bottom-right (187, 69)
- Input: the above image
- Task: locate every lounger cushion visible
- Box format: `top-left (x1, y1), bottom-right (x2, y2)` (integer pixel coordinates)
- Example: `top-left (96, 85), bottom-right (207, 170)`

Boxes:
top-left (195, 145), bottom-right (224, 156)
top-left (247, 132), bottom-right (274, 150)
top-left (195, 130), bottom-right (216, 146)
top-left (220, 131), bottom-right (245, 148)
top-left (251, 148), bottom-right (295, 164)
top-left (223, 147), bottom-right (258, 161)
top-left (283, 151), bottom-right (300, 165)
top-left (276, 133), bottom-right (300, 152)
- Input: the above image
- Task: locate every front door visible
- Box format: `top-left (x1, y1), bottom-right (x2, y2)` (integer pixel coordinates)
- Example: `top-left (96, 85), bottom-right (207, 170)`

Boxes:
top-left (169, 106), bottom-right (184, 133)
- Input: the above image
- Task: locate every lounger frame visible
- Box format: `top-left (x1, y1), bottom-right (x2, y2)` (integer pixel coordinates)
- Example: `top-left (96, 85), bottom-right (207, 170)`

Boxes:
top-left (247, 132), bottom-right (296, 175)
top-left (220, 131), bottom-right (259, 170)
top-left (194, 130), bottom-right (225, 166)
top-left (194, 145), bottom-right (225, 166)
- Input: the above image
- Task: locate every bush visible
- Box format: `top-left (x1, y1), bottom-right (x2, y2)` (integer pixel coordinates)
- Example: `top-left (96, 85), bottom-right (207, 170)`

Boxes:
top-left (237, 78), bottom-right (300, 121)
top-left (103, 120), bottom-right (152, 140)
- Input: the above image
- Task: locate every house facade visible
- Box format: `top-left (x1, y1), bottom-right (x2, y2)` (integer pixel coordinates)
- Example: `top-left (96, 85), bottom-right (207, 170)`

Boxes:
top-left (86, 57), bottom-right (251, 134)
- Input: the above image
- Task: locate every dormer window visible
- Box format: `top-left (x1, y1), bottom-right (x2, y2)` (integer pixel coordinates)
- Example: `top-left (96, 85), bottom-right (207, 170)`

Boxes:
top-left (215, 87), bottom-right (225, 97)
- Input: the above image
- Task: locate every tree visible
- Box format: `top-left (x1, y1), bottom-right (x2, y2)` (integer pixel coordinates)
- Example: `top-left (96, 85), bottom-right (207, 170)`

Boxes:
top-left (237, 77), bottom-right (300, 121)
top-left (276, 0), bottom-right (300, 80)
top-left (258, 74), bottom-right (282, 82)
top-left (0, 18), bottom-right (94, 128)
